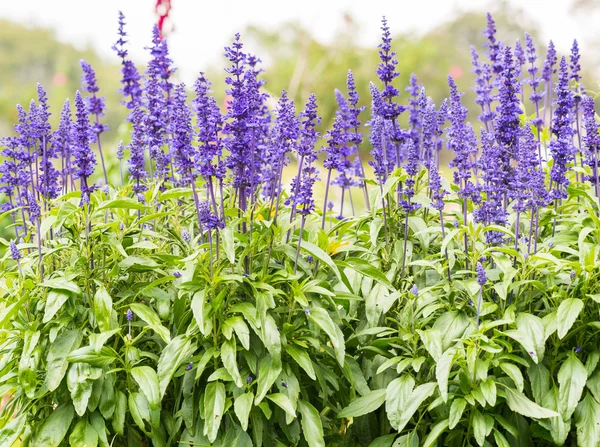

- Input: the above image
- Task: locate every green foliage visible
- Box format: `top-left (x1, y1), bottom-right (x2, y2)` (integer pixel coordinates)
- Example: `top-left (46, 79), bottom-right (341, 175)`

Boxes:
top-left (1, 167), bottom-right (600, 446)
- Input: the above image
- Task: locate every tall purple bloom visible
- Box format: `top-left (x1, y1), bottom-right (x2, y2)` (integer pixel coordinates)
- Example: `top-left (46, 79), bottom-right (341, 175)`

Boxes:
top-left (170, 84), bottom-right (195, 187)
top-left (495, 47), bottom-right (522, 165)
top-left (569, 40), bottom-right (581, 84)
top-left (35, 84), bottom-right (60, 200)
top-left (582, 95), bottom-right (599, 197)
top-left (549, 57), bottom-right (575, 201)
top-left (10, 240), bottom-right (20, 261)
top-left (288, 94), bottom-right (320, 214)
top-left (525, 33), bottom-right (544, 141)
top-left (128, 106), bottom-right (148, 195)
top-left (470, 46), bottom-right (495, 129)
top-left (263, 91), bottom-right (299, 200)
top-left (542, 40), bottom-right (557, 125)
top-left (193, 73), bottom-right (224, 182)
top-left (113, 11), bottom-right (143, 112)
top-left (406, 73), bottom-right (422, 145)
top-left (144, 60), bottom-right (169, 179)
top-left (73, 91), bottom-right (97, 203)
top-left (223, 34), bottom-right (250, 193)
top-left (376, 17), bottom-right (403, 122)
top-left (146, 24), bottom-right (175, 99)
top-left (53, 99), bottom-right (73, 192)
top-left (483, 13), bottom-right (503, 75)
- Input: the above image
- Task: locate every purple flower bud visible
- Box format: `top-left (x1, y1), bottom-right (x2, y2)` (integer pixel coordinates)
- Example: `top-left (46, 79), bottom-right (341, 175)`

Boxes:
top-left (9, 240), bottom-right (20, 261)
top-left (570, 270), bottom-right (576, 281)
top-left (476, 262), bottom-right (487, 286)
top-left (575, 346), bottom-right (583, 354)
top-left (246, 376), bottom-right (253, 384)
top-left (304, 308), bottom-right (311, 315)
top-left (411, 284), bottom-right (418, 297)
top-left (306, 255), bottom-right (313, 263)
top-left (173, 272), bottom-right (182, 278)
top-left (182, 230), bottom-right (191, 242)
top-left (126, 308), bottom-right (133, 321)
top-left (186, 362), bottom-right (193, 371)
top-left (548, 241), bottom-right (555, 248)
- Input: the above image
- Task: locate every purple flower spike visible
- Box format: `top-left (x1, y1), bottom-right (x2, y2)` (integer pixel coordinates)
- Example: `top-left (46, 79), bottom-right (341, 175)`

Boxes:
top-left (10, 240), bottom-right (20, 261)
top-left (411, 284), bottom-right (418, 297)
top-left (170, 83), bottom-right (195, 186)
top-left (186, 363), bottom-right (193, 371)
top-left (549, 57), bottom-right (575, 200)
top-left (113, 11), bottom-right (143, 113)
top-left (126, 308), bottom-right (133, 321)
top-left (128, 106), bottom-right (148, 194)
top-left (476, 262), bottom-right (487, 286)
top-left (73, 91), bottom-right (97, 202)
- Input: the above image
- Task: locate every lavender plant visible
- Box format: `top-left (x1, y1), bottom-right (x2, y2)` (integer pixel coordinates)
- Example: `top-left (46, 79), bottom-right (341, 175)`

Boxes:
top-left (1, 11), bottom-right (600, 447)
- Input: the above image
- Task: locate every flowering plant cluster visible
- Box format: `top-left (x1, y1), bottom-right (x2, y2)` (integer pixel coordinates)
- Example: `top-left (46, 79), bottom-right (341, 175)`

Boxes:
top-left (1, 12), bottom-right (600, 447)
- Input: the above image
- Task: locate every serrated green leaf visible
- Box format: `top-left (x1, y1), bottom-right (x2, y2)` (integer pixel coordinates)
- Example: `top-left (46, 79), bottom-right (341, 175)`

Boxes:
top-left (557, 298), bottom-right (584, 339)
top-left (130, 366), bottom-right (160, 410)
top-left (203, 382), bottom-right (226, 443)
top-left (558, 353), bottom-right (587, 420)
top-left (503, 386), bottom-right (559, 419)
top-left (298, 399), bottom-right (325, 447)
top-left (234, 392), bottom-right (254, 431)
top-left (308, 307), bottom-right (345, 367)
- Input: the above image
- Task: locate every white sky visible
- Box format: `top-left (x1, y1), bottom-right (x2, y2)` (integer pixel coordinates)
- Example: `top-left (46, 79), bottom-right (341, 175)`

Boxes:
top-left (0, 0), bottom-right (593, 84)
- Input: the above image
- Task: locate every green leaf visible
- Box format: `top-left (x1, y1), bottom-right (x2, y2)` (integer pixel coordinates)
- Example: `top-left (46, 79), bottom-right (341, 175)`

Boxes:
top-left (157, 335), bottom-right (196, 398)
top-left (221, 337), bottom-right (243, 387)
top-left (128, 392), bottom-right (150, 432)
top-left (575, 393), bottom-right (600, 447)
top-left (40, 278), bottom-right (81, 294)
top-left (391, 432), bottom-right (419, 447)
top-left (449, 398), bottom-right (467, 429)
top-left (0, 413), bottom-right (27, 447)
top-left (493, 429), bottom-right (511, 447)
top-left (503, 386), bottom-right (559, 419)
top-left (30, 403), bottom-right (74, 447)
top-left (301, 240), bottom-right (352, 292)
top-left (285, 345), bottom-right (316, 380)
top-left (390, 382), bottom-right (437, 432)
top-left (528, 363), bottom-right (550, 404)
top-left (98, 198), bottom-right (149, 210)
top-left (267, 393), bottom-right (296, 418)
top-left (89, 412), bottom-right (109, 447)
top-left (119, 256), bottom-right (159, 272)
top-left (112, 391), bottom-right (126, 435)
top-left (436, 347), bottom-right (455, 402)
top-left (516, 313), bottom-right (546, 363)
top-left (203, 381), bottom-right (226, 443)
top-left (234, 392), bottom-right (254, 431)
top-left (557, 298), bottom-right (584, 339)
top-left (130, 303), bottom-right (171, 343)
top-left (191, 290), bottom-right (210, 336)
top-left (67, 363), bottom-right (102, 416)
top-left (130, 366), bottom-right (160, 410)
top-left (367, 434), bottom-right (397, 447)
top-left (500, 363), bottom-right (524, 393)
top-left (308, 307), bottom-right (345, 367)
top-left (480, 378), bottom-right (497, 407)
top-left (43, 290), bottom-right (70, 323)
top-left (472, 410), bottom-right (486, 446)
top-left (221, 225), bottom-right (236, 264)
top-left (558, 352), bottom-right (587, 420)
top-left (69, 418), bottom-right (98, 447)
top-left (46, 329), bottom-right (81, 391)
top-left (93, 286), bottom-right (113, 332)
top-left (298, 399), bottom-right (325, 447)
top-left (337, 389), bottom-right (386, 419)
top-left (386, 375), bottom-right (415, 429)
top-left (255, 355), bottom-right (281, 405)
top-left (422, 419), bottom-right (450, 447)
top-left (337, 257), bottom-right (392, 287)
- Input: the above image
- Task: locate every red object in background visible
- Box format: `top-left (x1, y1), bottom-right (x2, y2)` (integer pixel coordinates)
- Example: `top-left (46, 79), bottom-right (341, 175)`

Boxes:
top-left (155, 0), bottom-right (172, 39)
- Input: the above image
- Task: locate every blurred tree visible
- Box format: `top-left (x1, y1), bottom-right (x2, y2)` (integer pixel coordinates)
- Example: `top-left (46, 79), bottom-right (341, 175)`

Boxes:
top-left (0, 20), bottom-right (128, 147)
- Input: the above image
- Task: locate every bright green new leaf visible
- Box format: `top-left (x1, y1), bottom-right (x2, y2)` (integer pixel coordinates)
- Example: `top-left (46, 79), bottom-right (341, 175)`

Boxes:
top-left (503, 386), bottom-right (559, 419)
top-left (131, 366), bottom-right (161, 410)
top-left (386, 375), bottom-right (415, 429)
top-left (93, 286), bottom-right (113, 332)
top-left (40, 278), bottom-right (81, 295)
top-left (286, 345), bottom-right (317, 380)
top-left (0, 413), bottom-right (27, 447)
top-left (436, 347), bottom-right (455, 402)
top-left (267, 393), bottom-right (296, 418)
top-left (221, 337), bottom-right (243, 387)
top-left (337, 389), bottom-right (386, 419)
top-left (557, 353), bottom-right (587, 420)
top-left (449, 398), bottom-right (467, 429)
top-left (389, 382), bottom-right (437, 432)
top-left (69, 418), bottom-right (98, 447)
top-left (130, 303), bottom-right (171, 343)
top-left (234, 392), bottom-right (254, 431)
top-left (204, 382), bottom-right (226, 443)
top-left (422, 419), bottom-right (449, 447)
top-left (255, 355), bottom-right (281, 405)
top-left (43, 290), bottom-right (70, 323)
top-left (30, 404), bottom-right (74, 447)
top-left (298, 399), bottom-right (325, 447)
top-left (556, 298), bottom-right (584, 339)
top-left (157, 335), bottom-right (196, 398)
top-left (308, 307), bottom-right (345, 367)
top-left (46, 329), bottom-right (81, 391)
top-left (575, 393), bottom-right (600, 447)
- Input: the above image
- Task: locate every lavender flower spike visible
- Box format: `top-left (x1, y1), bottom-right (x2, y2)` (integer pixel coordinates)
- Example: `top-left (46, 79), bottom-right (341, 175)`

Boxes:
top-left (113, 11), bottom-right (143, 114)
top-left (73, 91), bottom-right (97, 204)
